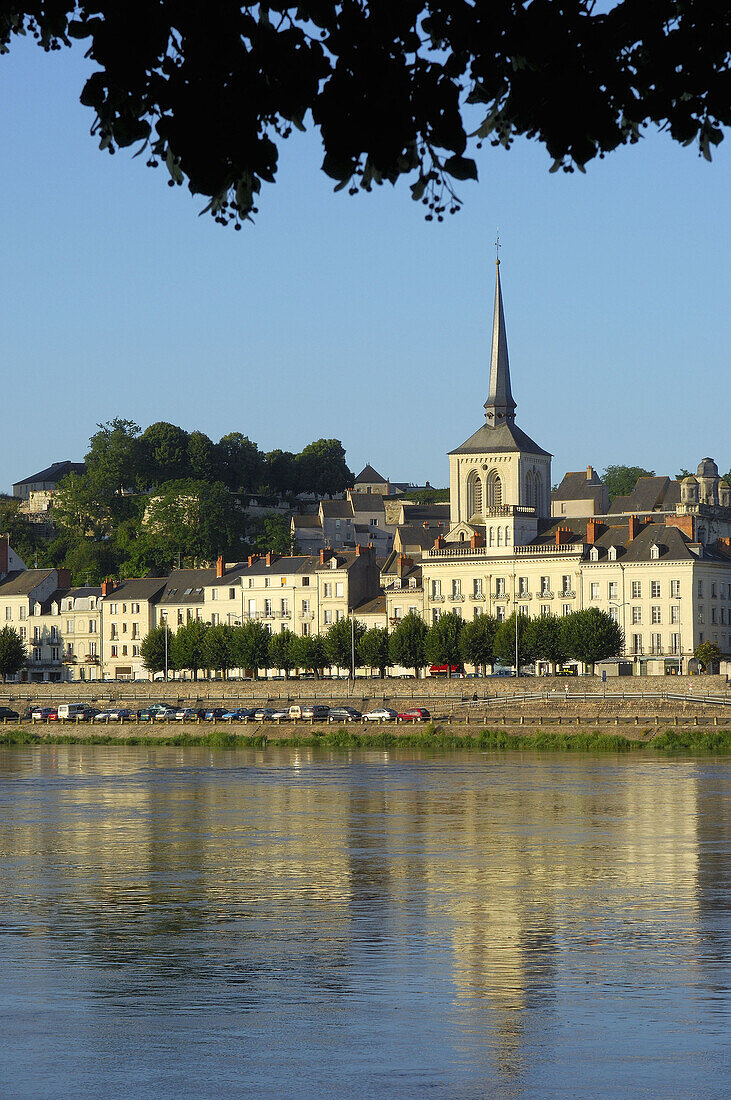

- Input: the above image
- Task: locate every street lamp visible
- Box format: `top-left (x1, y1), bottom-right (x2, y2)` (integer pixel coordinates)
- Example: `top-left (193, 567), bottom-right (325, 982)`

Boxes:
top-left (672, 595), bottom-right (683, 675)
top-left (160, 610), bottom-right (168, 682)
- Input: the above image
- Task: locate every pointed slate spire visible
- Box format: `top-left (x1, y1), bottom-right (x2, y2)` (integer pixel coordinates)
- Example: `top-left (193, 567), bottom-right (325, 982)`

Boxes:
top-left (484, 258), bottom-right (517, 428)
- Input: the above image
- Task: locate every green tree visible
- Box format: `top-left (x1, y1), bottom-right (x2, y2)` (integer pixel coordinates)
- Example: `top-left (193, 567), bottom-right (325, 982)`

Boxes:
top-left (268, 628), bottom-right (298, 679)
top-left (292, 634), bottom-right (328, 680)
top-left (187, 431), bottom-right (219, 482)
top-left (694, 641), bottom-right (722, 673)
top-left (265, 450), bottom-right (298, 496)
top-left (523, 613), bottom-right (568, 673)
top-left (231, 620), bottom-right (271, 679)
top-left (398, 488), bottom-right (449, 504)
top-left (171, 620), bottom-right (209, 680)
top-left (424, 611), bottom-right (464, 677)
top-left (85, 418), bottom-right (144, 494)
top-left (389, 612), bottom-right (428, 678)
top-left (0, 626), bottom-right (26, 682)
top-left (297, 440), bottom-right (353, 498)
top-left (4, 7), bottom-right (725, 224)
top-left (324, 617), bottom-right (365, 676)
top-left (140, 625), bottom-right (174, 678)
top-left (143, 479), bottom-right (243, 565)
top-left (675, 468), bottom-right (693, 481)
top-left (141, 421), bottom-right (191, 484)
top-left (459, 614), bottom-right (498, 675)
top-left (63, 539), bottom-right (120, 587)
top-left (216, 433), bottom-right (264, 493)
top-left (251, 513), bottom-right (293, 555)
top-left (359, 627), bottom-right (391, 678)
top-left (602, 465), bottom-right (655, 504)
top-left (561, 608), bottom-right (623, 674)
top-left (493, 613), bottom-right (535, 671)
top-left (203, 623), bottom-right (235, 679)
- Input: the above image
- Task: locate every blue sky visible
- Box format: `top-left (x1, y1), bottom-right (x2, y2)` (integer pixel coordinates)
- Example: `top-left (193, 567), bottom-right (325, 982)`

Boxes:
top-left (1, 37), bottom-right (729, 495)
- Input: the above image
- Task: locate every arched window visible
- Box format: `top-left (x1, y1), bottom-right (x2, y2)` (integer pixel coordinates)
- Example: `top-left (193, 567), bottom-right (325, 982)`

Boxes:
top-left (533, 472), bottom-right (543, 513)
top-left (497, 526), bottom-right (503, 546)
top-left (525, 470), bottom-right (533, 508)
top-left (486, 470), bottom-right (502, 508)
top-left (467, 470), bottom-right (483, 518)
top-left (489, 527), bottom-right (495, 546)
top-left (505, 526), bottom-right (510, 545)
top-left (459, 531), bottom-right (465, 542)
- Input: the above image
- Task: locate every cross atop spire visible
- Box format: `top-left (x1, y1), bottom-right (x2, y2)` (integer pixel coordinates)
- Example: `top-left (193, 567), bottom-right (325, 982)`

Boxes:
top-left (484, 257), bottom-right (516, 428)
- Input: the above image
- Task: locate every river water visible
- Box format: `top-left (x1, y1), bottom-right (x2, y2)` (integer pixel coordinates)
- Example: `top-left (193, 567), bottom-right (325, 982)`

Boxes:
top-left (0, 747), bottom-right (727, 1099)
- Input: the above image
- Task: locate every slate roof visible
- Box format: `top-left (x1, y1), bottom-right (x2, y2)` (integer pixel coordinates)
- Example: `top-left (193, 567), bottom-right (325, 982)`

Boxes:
top-left (292, 514), bottom-right (322, 528)
top-left (354, 594), bottom-right (387, 615)
top-left (552, 471), bottom-right (605, 501)
top-left (102, 578), bottom-right (167, 602)
top-left (354, 464), bottom-right (386, 484)
top-left (160, 568), bottom-right (216, 605)
top-left (350, 495), bottom-right (385, 514)
top-left (0, 569), bottom-right (55, 596)
top-left (608, 476), bottom-right (681, 514)
top-left (449, 420), bottom-right (551, 457)
top-left (320, 500), bottom-right (353, 518)
top-left (14, 460), bottom-right (86, 486)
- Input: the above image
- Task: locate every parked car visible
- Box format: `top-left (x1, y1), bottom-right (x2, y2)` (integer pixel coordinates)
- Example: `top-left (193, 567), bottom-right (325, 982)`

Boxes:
top-left (0, 707), bottom-right (19, 721)
top-left (31, 707), bottom-right (58, 722)
top-left (253, 707), bottom-right (276, 721)
top-left (363, 708), bottom-right (398, 722)
top-left (154, 705), bottom-right (178, 720)
top-left (175, 708), bottom-right (205, 721)
top-left (221, 708), bottom-right (252, 721)
top-left (269, 709), bottom-right (291, 721)
top-left (300, 705), bottom-right (330, 721)
top-left (397, 708), bottom-right (431, 722)
top-left (203, 708), bottom-right (227, 721)
top-left (328, 707), bottom-right (362, 722)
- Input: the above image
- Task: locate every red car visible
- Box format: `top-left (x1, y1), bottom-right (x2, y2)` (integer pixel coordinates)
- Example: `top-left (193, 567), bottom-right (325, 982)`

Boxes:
top-left (397, 708), bottom-right (431, 722)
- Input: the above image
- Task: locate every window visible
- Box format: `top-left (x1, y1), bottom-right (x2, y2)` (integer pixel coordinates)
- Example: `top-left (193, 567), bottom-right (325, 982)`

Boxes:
top-left (698, 580), bottom-right (704, 597)
top-left (19, 627), bottom-right (26, 641)
top-left (496, 606), bottom-right (505, 622)
top-left (302, 600), bottom-right (310, 614)
top-left (89, 620), bottom-right (96, 633)
top-left (650, 544), bottom-right (660, 560)
top-left (324, 610), bottom-right (332, 624)
top-left (497, 527), bottom-right (503, 546)
top-left (177, 611), bottom-right (184, 625)
top-left (495, 577), bottom-right (505, 596)
top-left (370, 518), bottom-right (378, 527)
top-left (89, 642), bottom-right (97, 657)
top-left (711, 607), bottom-right (717, 624)
top-left (264, 577), bottom-right (270, 588)
top-left (335, 610), bottom-right (344, 622)
top-left (452, 580), bottom-right (461, 598)
top-left (651, 633), bottom-right (662, 654)
top-left (4, 607), bottom-right (9, 620)
top-left (540, 576), bottom-right (550, 595)
top-left (248, 578), bottom-right (254, 588)
top-left (651, 581), bottom-right (660, 598)
top-left (651, 606), bottom-right (661, 624)
top-left (632, 607), bottom-right (641, 624)
top-left (302, 577), bottom-right (310, 587)
top-left (248, 599), bottom-right (256, 618)
top-left (698, 608), bottom-right (704, 624)
top-left (33, 626), bottom-right (40, 642)
top-left (133, 646), bottom-right (140, 657)
top-left (609, 607), bottom-right (619, 622)
top-left (280, 577), bottom-right (287, 586)
top-left (670, 579), bottom-right (680, 597)
top-left (670, 634), bottom-right (680, 654)
top-left (670, 604), bottom-right (680, 624)
top-left (562, 575), bottom-right (572, 595)
top-left (19, 607), bottom-right (26, 621)
top-left (33, 647), bottom-right (41, 662)
top-left (393, 607), bottom-right (402, 621)
top-left (122, 604), bottom-right (127, 613)
top-left (540, 604), bottom-right (550, 616)
top-left (132, 603), bottom-right (140, 614)
top-left (264, 599), bottom-right (272, 617)
top-left (432, 609), bottom-right (440, 623)
top-left (323, 582), bottom-right (332, 598)
top-left (562, 604), bottom-right (571, 617)
top-left (211, 613), bottom-right (219, 626)
top-left (432, 580), bottom-right (441, 598)
top-left (711, 582), bottom-right (717, 598)
top-left (111, 645), bottom-right (118, 657)
top-left (109, 603), bottom-right (117, 614)
top-left (518, 577), bottom-right (528, 596)
top-left (51, 647), bottom-right (59, 661)
top-left (335, 582), bottom-right (344, 598)
top-left (122, 645), bottom-right (128, 656)
top-left (632, 634), bottom-right (643, 654)
top-left (473, 578), bottom-right (483, 597)
top-left (608, 582), bottom-right (618, 600)
top-left (590, 583), bottom-right (599, 600)
top-left (520, 605), bottom-right (529, 617)
top-left (211, 589), bottom-right (218, 601)
top-left (281, 600), bottom-right (289, 615)
top-left (66, 620), bottom-right (74, 633)
top-left (631, 581), bottom-right (641, 599)
top-left (302, 623), bottom-right (310, 636)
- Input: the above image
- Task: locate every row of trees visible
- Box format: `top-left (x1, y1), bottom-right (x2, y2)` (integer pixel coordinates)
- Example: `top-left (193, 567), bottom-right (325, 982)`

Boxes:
top-left (139, 609), bottom-right (625, 681)
top-left (80, 419), bottom-right (352, 498)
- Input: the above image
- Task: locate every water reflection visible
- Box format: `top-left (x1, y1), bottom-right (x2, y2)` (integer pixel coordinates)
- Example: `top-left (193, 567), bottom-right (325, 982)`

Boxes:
top-left (0, 747), bottom-right (728, 1098)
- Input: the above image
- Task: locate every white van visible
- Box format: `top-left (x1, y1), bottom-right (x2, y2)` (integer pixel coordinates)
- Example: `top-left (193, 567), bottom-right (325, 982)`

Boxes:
top-left (57, 703), bottom-right (94, 722)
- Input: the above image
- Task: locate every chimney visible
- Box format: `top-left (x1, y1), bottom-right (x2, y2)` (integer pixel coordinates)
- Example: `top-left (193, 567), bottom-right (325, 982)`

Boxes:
top-left (319, 547), bottom-right (327, 565)
top-left (56, 568), bottom-right (72, 589)
top-left (665, 514), bottom-right (694, 539)
top-left (101, 579), bottom-right (115, 597)
top-left (470, 531), bottom-right (484, 549)
top-left (216, 554), bottom-right (225, 578)
top-left (628, 514), bottom-right (641, 541)
top-left (265, 552), bottom-right (276, 567)
top-left (247, 554), bottom-right (258, 567)
top-left (355, 543), bottom-right (362, 556)
top-left (586, 465), bottom-right (594, 480)
top-left (434, 535), bottom-right (445, 550)
top-left (555, 526), bottom-right (572, 547)
top-left (716, 537), bottom-right (731, 557)
top-left (586, 518), bottom-right (605, 545)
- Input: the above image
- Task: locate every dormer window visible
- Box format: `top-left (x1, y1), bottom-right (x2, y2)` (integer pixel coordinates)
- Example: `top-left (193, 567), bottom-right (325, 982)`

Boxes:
top-left (608, 546), bottom-right (617, 561)
top-left (589, 546), bottom-right (599, 562)
top-left (650, 543), bottom-right (660, 560)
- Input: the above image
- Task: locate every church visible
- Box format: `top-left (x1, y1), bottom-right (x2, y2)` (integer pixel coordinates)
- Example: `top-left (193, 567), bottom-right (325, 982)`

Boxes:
top-left (382, 260), bottom-right (731, 674)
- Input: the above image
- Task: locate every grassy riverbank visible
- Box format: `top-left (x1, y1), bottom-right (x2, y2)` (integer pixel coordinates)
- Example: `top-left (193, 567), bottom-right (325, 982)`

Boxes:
top-left (0, 724), bottom-right (729, 753)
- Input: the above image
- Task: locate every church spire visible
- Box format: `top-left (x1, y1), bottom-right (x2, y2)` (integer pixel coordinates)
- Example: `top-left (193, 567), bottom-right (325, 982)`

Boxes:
top-left (484, 257), bottom-right (517, 428)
